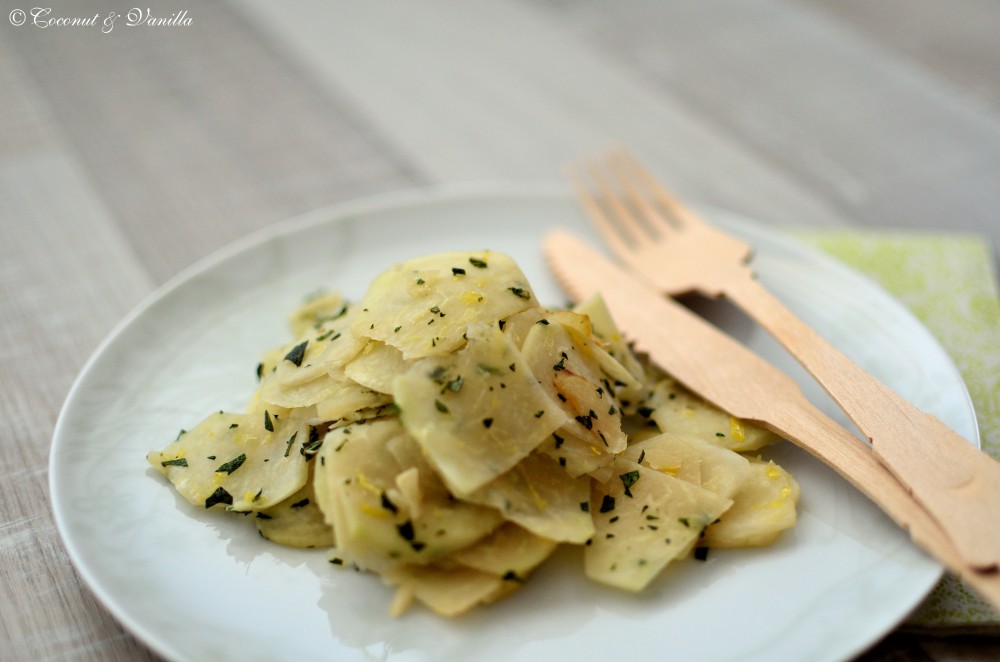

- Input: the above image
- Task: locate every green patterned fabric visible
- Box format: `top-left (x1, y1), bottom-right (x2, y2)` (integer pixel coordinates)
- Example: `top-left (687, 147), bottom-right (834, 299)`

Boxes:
top-left (794, 230), bottom-right (1000, 634)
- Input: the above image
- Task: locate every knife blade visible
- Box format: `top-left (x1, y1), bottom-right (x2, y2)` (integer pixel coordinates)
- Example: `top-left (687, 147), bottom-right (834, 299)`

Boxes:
top-left (544, 228), bottom-right (1000, 608)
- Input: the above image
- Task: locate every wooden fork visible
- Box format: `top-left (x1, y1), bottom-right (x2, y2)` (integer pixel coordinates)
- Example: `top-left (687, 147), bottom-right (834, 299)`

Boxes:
top-left (572, 150), bottom-right (1000, 574)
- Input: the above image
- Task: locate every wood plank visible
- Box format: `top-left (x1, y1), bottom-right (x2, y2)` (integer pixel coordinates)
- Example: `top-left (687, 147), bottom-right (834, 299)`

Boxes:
top-left (7, 0), bottom-right (422, 283)
top-left (797, 0), bottom-right (1000, 111)
top-left (233, 0), bottom-right (853, 232)
top-left (0, 39), bottom-right (158, 661)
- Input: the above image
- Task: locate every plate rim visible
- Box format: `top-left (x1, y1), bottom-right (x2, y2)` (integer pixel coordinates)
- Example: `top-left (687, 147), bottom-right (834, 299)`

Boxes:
top-left (48, 182), bottom-right (978, 661)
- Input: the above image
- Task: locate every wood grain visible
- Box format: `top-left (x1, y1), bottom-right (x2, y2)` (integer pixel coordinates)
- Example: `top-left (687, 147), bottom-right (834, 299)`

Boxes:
top-left (5, 0), bottom-right (422, 283)
top-left (797, 0), bottom-right (1000, 112)
top-left (0, 36), bottom-right (160, 662)
top-left (236, 0), bottom-right (854, 231)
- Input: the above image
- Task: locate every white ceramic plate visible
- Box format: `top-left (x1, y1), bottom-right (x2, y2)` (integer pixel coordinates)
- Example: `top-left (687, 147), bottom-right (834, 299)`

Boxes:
top-left (51, 185), bottom-right (979, 662)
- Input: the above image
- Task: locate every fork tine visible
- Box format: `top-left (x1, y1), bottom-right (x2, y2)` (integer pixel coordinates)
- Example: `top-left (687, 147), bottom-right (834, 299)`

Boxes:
top-left (607, 151), bottom-right (678, 238)
top-left (585, 161), bottom-right (652, 247)
top-left (619, 150), bottom-right (708, 230)
top-left (568, 168), bottom-right (633, 261)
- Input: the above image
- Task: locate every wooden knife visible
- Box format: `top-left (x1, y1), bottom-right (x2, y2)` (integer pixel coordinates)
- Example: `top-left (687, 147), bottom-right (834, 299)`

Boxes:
top-left (543, 228), bottom-right (1000, 609)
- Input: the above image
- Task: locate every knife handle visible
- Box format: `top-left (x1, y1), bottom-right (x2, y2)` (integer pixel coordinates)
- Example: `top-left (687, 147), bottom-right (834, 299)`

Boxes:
top-left (769, 394), bottom-right (1000, 611)
top-left (727, 275), bottom-right (1000, 572)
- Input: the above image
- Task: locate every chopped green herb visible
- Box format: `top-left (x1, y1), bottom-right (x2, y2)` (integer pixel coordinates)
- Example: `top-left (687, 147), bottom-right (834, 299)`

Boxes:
top-left (469, 257), bottom-right (488, 268)
top-left (216, 454), bottom-right (247, 474)
top-left (428, 365), bottom-right (449, 384)
top-left (637, 406), bottom-right (655, 418)
top-left (284, 341), bottom-right (309, 367)
top-left (553, 352), bottom-right (568, 372)
top-left (397, 520), bottom-right (415, 541)
top-left (508, 286), bottom-right (531, 299)
top-left (205, 487), bottom-right (233, 509)
top-left (229, 423), bottom-right (239, 429)
top-left (600, 495), bottom-right (616, 513)
top-left (300, 434), bottom-right (324, 457)
top-left (502, 571), bottom-right (525, 582)
top-left (580, 501), bottom-right (589, 512)
top-left (291, 498), bottom-right (310, 509)
top-left (160, 458), bottom-right (188, 468)
top-left (284, 432), bottom-right (298, 457)
top-left (256, 363), bottom-right (264, 380)
top-left (264, 410), bottom-right (274, 432)
top-left (435, 399), bottom-right (449, 413)
top-left (452, 267), bottom-right (466, 276)
top-left (618, 470), bottom-right (639, 497)
top-left (482, 418), bottom-right (494, 429)
top-left (380, 492), bottom-right (398, 514)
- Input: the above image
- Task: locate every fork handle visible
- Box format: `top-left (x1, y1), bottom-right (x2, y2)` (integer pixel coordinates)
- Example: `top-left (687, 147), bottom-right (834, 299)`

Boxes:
top-left (726, 275), bottom-right (1000, 572)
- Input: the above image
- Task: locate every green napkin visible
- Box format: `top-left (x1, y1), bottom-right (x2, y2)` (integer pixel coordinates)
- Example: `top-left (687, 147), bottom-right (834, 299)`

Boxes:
top-left (795, 230), bottom-right (1000, 634)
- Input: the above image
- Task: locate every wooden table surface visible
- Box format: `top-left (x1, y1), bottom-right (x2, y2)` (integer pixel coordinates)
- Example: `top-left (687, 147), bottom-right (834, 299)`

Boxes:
top-left (2, 1), bottom-right (998, 659)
